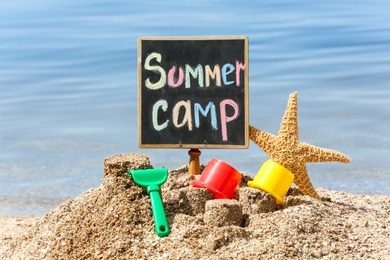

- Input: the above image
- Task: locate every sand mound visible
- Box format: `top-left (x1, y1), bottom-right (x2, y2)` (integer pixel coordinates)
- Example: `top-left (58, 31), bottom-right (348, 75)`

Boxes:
top-left (1, 153), bottom-right (389, 259)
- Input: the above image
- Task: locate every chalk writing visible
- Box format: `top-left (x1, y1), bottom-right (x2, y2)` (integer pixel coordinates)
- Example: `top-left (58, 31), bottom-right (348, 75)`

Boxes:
top-left (144, 52), bottom-right (246, 89)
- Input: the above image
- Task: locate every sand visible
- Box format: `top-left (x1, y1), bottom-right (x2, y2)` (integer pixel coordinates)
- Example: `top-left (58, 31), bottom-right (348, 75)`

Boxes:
top-left (1, 153), bottom-right (389, 259)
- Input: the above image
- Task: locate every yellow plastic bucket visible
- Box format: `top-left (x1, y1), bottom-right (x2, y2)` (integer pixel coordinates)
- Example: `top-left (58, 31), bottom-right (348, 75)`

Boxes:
top-left (248, 160), bottom-right (294, 205)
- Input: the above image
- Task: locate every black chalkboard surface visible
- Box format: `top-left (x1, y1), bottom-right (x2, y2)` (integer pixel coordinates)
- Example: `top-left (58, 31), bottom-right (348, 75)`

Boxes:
top-left (138, 36), bottom-right (249, 148)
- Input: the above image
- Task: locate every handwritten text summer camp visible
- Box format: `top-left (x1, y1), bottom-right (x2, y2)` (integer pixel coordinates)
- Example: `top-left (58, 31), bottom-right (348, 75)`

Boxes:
top-left (143, 52), bottom-right (246, 141)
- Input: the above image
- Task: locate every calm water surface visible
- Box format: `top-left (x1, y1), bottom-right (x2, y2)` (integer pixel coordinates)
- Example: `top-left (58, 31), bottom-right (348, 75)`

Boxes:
top-left (1, 0), bottom-right (389, 216)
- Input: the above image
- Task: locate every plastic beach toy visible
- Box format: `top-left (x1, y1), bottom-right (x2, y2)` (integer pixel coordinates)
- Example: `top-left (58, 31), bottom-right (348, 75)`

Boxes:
top-left (248, 160), bottom-right (294, 205)
top-left (129, 168), bottom-right (170, 237)
top-left (191, 158), bottom-right (242, 199)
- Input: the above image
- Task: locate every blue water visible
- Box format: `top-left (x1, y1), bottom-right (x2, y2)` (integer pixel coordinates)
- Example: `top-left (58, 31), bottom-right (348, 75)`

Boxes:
top-left (1, 0), bottom-right (389, 216)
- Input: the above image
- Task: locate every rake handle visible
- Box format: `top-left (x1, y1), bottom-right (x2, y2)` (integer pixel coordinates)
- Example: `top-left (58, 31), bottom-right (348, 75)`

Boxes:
top-left (147, 185), bottom-right (170, 237)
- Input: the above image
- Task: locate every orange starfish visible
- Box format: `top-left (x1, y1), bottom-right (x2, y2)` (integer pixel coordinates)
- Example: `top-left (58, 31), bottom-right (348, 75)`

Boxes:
top-left (249, 92), bottom-right (351, 200)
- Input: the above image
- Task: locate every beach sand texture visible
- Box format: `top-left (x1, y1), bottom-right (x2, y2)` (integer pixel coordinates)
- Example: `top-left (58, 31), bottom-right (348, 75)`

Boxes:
top-left (1, 153), bottom-right (389, 259)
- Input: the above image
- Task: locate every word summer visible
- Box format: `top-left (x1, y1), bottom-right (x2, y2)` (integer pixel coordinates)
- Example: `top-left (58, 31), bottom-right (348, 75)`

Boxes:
top-left (144, 52), bottom-right (246, 89)
top-left (152, 99), bottom-right (239, 141)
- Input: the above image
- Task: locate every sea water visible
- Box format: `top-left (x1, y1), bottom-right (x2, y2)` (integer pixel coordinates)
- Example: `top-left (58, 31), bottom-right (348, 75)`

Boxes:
top-left (1, 0), bottom-right (389, 216)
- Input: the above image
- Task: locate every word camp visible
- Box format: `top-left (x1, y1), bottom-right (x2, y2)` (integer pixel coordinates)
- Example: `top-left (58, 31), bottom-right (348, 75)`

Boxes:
top-left (143, 52), bottom-right (246, 141)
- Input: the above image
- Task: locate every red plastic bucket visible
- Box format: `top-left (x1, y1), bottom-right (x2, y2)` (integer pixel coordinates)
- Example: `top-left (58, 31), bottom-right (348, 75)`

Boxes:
top-left (191, 158), bottom-right (242, 199)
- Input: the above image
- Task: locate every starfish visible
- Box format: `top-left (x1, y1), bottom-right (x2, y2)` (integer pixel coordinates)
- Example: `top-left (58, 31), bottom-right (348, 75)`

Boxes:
top-left (249, 92), bottom-right (351, 200)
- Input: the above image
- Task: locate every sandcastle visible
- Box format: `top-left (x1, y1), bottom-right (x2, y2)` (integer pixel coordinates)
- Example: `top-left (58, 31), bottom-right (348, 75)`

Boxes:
top-left (2, 153), bottom-right (389, 259)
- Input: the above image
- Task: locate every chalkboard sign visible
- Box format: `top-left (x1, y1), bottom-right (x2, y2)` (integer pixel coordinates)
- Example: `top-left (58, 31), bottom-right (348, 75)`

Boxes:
top-left (138, 36), bottom-right (249, 148)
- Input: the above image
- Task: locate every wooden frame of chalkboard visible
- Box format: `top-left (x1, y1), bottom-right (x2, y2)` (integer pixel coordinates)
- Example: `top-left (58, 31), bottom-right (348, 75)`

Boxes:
top-left (138, 36), bottom-right (249, 149)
